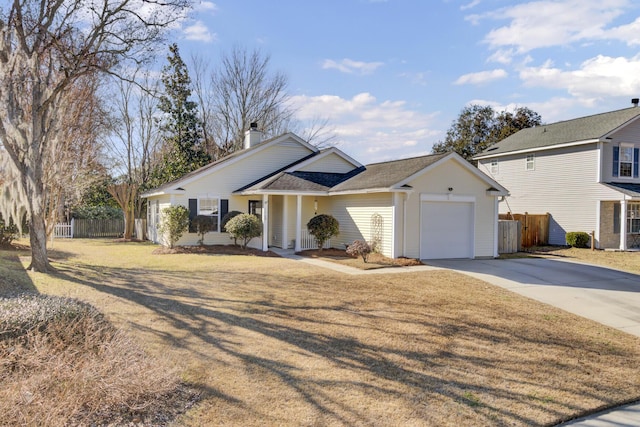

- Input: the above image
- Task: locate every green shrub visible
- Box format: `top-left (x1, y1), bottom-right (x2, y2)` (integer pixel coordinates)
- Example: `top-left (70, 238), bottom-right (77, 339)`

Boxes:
top-left (192, 215), bottom-right (215, 245)
top-left (72, 205), bottom-right (123, 219)
top-left (566, 231), bottom-right (590, 248)
top-left (159, 205), bottom-right (189, 248)
top-left (307, 214), bottom-right (339, 251)
top-left (225, 213), bottom-right (262, 249)
top-left (221, 210), bottom-right (242, 232)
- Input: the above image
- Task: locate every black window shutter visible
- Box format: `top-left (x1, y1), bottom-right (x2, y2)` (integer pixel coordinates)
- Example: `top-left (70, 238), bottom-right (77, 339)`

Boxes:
top-left (613, 146), bottom-right (619, 177)
top-left (188, 199), bottom-right (197, 233)
top-left (614, 202), bottom-right (620, 234)
top-left (634, 148), bottom-right (639, 178)
top-left (220, 199), bottom-right (229, 232)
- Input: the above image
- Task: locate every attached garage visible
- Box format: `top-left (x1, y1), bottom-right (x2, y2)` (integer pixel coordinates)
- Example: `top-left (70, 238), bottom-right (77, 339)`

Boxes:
top-left (420, 196), bottom-right (475, 259)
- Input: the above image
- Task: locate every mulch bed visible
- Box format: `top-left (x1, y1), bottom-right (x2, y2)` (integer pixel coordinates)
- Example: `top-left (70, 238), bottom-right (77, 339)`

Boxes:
top-left (152, 244), bottom-right (281, 257)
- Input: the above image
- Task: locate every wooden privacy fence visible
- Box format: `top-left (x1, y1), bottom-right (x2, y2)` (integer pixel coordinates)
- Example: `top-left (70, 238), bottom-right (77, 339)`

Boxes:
top-left (498, 220), bottom-right (521, 253)
top-left (53, 218), bottom-right (125, 239)
top-left (499, 212), bottom-right (550, 247)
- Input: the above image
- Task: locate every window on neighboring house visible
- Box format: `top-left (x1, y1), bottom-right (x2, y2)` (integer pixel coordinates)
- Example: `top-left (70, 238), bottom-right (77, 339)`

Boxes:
top-left (526, 154), bottom-right (535, 171)
top-left (613, 144), bottom-right (639, 178)
top-left (628, 203), bottom-right (640, 233)
top-left (490, 159), bottom-right (499, 174)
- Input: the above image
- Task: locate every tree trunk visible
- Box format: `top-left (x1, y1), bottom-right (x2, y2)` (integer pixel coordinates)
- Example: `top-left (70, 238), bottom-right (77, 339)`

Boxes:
top-left (28, 211), bottom-right (51, 272)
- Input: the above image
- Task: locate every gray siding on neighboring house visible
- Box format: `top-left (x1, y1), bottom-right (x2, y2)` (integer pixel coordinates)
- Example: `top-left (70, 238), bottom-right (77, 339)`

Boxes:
top-left (479, 144), bottom-right (621, 246)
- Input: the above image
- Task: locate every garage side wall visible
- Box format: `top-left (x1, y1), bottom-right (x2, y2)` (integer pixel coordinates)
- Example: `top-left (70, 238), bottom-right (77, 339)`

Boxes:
top-left (327, 193), bottom-right (394, 257)
top-left (404, 160), bottom-right (498, 259)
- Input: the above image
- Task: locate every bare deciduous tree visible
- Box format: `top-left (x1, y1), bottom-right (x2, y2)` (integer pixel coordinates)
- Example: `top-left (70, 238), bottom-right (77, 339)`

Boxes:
top-left (105, 70), bottom-right (161, 239)
top-left (0, 0), bottom-right (189, 272)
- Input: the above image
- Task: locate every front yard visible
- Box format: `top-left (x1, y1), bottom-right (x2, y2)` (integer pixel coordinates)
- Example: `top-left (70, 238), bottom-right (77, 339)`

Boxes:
top-left (2, 239), bottom-right (640, 426)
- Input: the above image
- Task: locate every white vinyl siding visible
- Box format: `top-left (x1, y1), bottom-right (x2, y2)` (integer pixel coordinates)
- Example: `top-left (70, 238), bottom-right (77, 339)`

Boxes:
top-left (405, 160), bottom-right (497, 259)
top-left (327, 194), bottom-right (394, 257)
top-left (480, 144), bottom-right (622, 246)
top-left (298, 152), bottom-right (357, 173)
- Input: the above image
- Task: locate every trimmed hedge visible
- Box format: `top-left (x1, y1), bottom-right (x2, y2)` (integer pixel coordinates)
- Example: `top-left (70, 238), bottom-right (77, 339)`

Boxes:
top-left (566, 231), bottom-right (590, 248)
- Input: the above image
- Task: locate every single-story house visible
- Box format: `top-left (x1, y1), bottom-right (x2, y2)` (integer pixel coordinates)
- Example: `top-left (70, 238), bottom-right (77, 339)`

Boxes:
top-left (142, 125), bottom-right (508, 259)
top-left (475, 103), bottom-right (640, 250)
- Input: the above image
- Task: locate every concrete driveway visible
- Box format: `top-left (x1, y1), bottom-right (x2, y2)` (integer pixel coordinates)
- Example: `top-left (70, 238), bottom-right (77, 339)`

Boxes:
top-left (427, 257), bottom-right (640, 338)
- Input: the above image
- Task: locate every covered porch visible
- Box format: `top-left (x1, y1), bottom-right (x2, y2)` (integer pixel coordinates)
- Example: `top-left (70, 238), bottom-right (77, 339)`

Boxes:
top-left (254, 193), bottom-right (331, 252)
top-left (600, 183), bottom-right (640, 250)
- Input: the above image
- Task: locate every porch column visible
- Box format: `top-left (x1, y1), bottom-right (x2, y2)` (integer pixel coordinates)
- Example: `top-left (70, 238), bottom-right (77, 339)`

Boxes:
top-left (620, 199), bottom-right (628, 250)
top-left (493, 196), bottom-right (500, 258)
top-left (295, 195), bottom-right (302, 252)
top-left (282, 196), bottom-right (288, 249)
top-left (262, 194), bottom-right (269, 251)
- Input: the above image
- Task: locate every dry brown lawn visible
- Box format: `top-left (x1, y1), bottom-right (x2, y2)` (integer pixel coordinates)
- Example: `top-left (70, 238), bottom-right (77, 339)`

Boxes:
top-left (2, 239), bottom-right (640, 426)
top-left (519, 245), bottom-right (640, 275)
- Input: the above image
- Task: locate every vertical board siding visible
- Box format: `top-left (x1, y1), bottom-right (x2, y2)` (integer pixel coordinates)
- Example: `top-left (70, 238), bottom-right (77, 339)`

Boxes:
top-left (479, 144), bottom-right (621, 246)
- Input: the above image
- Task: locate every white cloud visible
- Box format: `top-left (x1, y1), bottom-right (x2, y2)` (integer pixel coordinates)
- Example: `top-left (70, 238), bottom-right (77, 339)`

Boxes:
top-left (605, 16), bottom-right (640, 45)
top-left (461, 0), bottom-right (481, 11)
top-left (454, 69), bottom-right (508, 85)
top-left (289, 93), bottom-right (441, 163)
top-left (322, 58), bottom-right (384, 75)
top-left (519, 54), bottom-right (640, 98)
top-left (473, 0), bottom-right (628, 53)
top-left (196, 1), bottom-right (218, 12)
top-left (183, 21), bottom-right (217, 43)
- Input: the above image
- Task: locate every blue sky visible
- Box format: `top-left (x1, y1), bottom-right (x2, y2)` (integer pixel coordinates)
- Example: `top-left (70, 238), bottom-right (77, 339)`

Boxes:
top-left (173, 0), bottom-right (640, 165)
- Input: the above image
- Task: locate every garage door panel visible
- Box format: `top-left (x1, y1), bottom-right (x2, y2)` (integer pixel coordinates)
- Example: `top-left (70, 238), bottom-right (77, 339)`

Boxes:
top-left (421, 201), bottom-right (473, 259)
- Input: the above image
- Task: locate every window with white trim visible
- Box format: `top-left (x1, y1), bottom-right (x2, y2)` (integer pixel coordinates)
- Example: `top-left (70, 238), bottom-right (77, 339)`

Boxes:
top-left (199, 198), bottom-right (219, 231)
top-left (490, 159), bottom-right (499, 174)
top-left (619, 144), bottom-right (633, 177)
top-left (526, 154), bottom-right (535, 171)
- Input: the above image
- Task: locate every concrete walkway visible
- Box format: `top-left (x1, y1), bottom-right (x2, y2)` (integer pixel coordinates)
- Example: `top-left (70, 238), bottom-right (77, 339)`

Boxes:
top-left (272, 249), bottom-right (640, 426)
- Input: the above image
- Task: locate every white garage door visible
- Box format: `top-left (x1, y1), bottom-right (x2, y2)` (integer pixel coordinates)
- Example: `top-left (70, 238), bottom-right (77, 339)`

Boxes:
top-left (421, 201), bottom-right (474, 259)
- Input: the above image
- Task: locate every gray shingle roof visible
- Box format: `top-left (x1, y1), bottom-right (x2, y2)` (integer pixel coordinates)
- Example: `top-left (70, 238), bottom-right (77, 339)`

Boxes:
top-left (475, 107), bottom-right (640, 158)
top-left (602, 182), bottom-right (640, 198)
top-left (330, 153), bottom-right (449, 192)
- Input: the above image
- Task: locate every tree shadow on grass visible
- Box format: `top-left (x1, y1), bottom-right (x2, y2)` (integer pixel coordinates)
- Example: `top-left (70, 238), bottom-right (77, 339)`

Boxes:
top-left (0, 244), bottom-right (38, 296)
top-left (50, 260), bottom-right (640, 426)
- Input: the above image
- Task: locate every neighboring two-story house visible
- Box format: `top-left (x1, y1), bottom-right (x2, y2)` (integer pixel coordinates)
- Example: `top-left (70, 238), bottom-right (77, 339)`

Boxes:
top-left (475, 103), bottom-right (640, 250)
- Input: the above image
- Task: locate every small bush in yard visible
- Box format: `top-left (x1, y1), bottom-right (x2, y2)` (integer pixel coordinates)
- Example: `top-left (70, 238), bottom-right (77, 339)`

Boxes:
top-left (159, 205), bottom-right (189, 248)
top-left (225, 213), bottom-right (262, 249)
top-left (307, 214), bottom-right (339, 251)
top-left (346, 240), bottom-right (377, 263)
top-left (566, 231), bottom-right (590, 248)
top-left (192, 215), bottom-right (215, 245)
top-left (0, 215), bottom-right (19, 247)
top-left (221, 210), bottom-right (242, 244)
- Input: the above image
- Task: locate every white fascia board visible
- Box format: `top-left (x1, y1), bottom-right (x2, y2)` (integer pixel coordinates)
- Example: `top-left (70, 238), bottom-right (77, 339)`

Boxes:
top-left (328, 187), bottom-right (412, 196)
top-left (285, 146), bottom-right (363, 172)
top-left (141, 189), bottom-right (186, 198)
top-left (474, 139), bottom-right (600, 160)
top-left (237, 190), bottom-right (329, 197)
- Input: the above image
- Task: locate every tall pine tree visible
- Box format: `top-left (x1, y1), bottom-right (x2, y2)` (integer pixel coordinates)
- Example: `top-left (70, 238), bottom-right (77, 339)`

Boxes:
top-left (149, 44), bottom-right (211, 187)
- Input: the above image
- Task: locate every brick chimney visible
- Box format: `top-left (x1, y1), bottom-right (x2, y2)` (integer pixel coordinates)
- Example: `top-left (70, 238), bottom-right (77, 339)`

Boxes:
top-left (243, 122), bottom-right (262, 149)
